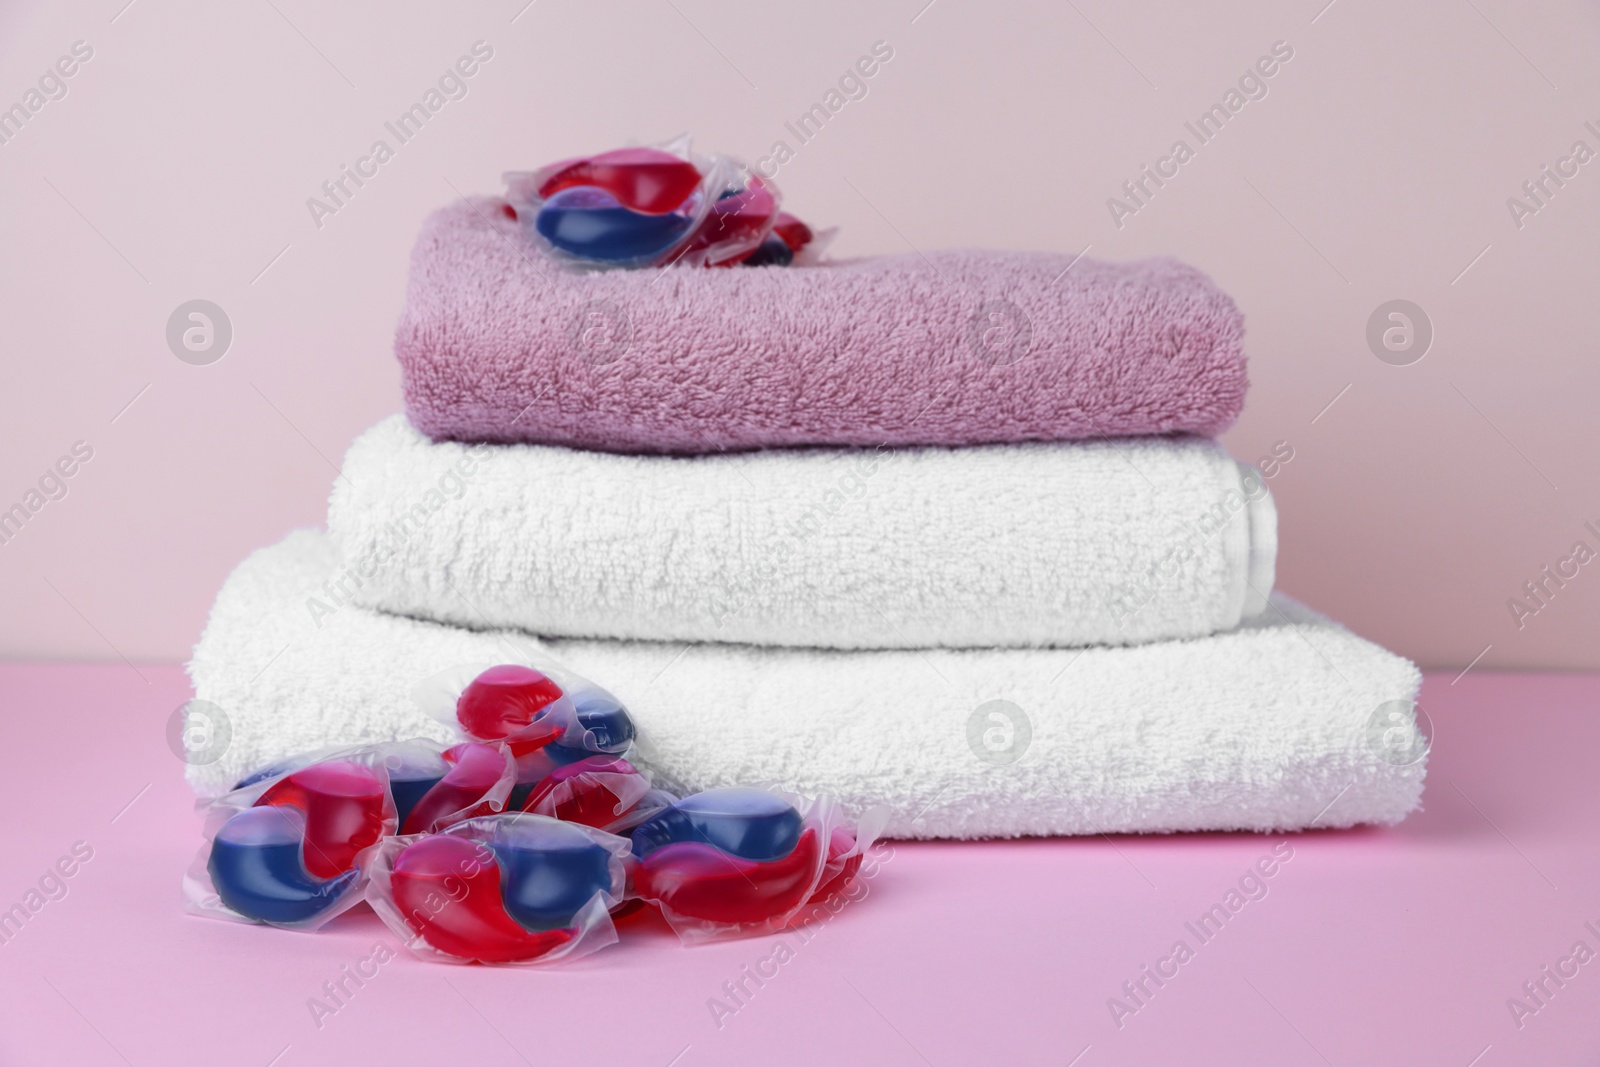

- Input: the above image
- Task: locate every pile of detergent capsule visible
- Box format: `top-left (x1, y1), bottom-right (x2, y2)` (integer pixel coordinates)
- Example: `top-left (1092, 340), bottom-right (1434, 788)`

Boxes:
top-left (502, 135), bottom-right (825, 270)
top-left (186, 663), bottom-right (879, 965)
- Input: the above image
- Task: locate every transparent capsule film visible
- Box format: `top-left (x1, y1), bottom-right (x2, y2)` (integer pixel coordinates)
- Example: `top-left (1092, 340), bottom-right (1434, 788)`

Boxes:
top-left (186, 741), bottom-right (512, 931)
top-left (629, 786), bottom-right (882, 945)
top-left (501, 136), bottom-right (790, 272)
top-left (365, 814), bottom-right (631, 965)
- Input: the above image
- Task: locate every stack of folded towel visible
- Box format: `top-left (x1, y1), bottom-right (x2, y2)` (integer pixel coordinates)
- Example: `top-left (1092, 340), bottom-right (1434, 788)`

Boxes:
top-left (188, 197), bottom-right (1425, 838)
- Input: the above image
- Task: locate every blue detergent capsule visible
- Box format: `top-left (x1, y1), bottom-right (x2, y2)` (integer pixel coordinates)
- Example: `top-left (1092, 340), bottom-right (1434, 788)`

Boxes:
top-left (233, 758), bottom-right (297, 791)
top-left (534, 186), bottom-right (695, 264)
top-left (740, 235), bottom-right (793, 267)
top-left (572, 689), bottom-right (636, 752)
top-left (387, 772), bottom-right (445, 830)
top-left (383, 746), bottom-right (453, 830)
top-left (528, 689), bottom-right (639, 778)
top-left (629, 787), bottom-right (802, 862)
top-left (505, 691), bottom-right (640, 809)
top-left (488, 816), bottom-right (615, 932)
top-left (208, 806), bottom-right (358, 925)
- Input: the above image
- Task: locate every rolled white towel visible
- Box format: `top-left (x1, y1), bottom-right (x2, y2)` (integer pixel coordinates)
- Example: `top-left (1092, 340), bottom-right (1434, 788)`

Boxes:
top-left (185, 531), bottom-right (1424, 838)
top-left (327, 415), bottom-right (1278, 650)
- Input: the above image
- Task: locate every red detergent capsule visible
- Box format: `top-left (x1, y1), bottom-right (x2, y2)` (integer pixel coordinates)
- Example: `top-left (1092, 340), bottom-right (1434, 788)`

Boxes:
top-left (771, 212), bottom-right (814, 253)
top-left (255, 761), bottom-right (387, 879)
top-left (389, 834), bottom-right (574, 964)
top-left (536, 147), bottom-right (703, 215)
top-left (399, 743), bottom-right (509, 835)
top-left (520, 755), bottom-right (643, 830)
top-left (812, 826), bottom-right (865, 901)
top-left (687, 177), bottom-right (779, 266)
top-left (456, 664), bottom-right (567, 743)
top-left (634, 826), bottom-right (823, 925)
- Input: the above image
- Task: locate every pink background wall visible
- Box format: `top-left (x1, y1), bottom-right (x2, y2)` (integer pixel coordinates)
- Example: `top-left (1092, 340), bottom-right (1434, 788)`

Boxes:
top-left (0, 0), bottom-right (1596, 670)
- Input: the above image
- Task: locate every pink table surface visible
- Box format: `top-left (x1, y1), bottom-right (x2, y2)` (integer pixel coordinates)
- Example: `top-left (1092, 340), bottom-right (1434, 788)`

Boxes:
top-left (0, 663), bottom-right (1595, 1067)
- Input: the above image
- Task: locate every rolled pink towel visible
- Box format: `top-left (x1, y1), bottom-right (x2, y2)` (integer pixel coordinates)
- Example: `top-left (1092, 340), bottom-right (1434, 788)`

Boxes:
top-left (396, 198), bottom-right (1247, 452)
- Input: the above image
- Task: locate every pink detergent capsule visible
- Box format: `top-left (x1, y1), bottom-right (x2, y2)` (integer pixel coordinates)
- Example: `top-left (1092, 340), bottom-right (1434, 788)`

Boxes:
top-left (399, 743), bottom-right (511, 835)
top-left (535, 147), bottom-right (703, 215)
top-left (456, 664), bottom-right (569, 744)
top-left (520, 755), bottom-right (650, 831)
top-left (388, 834), bottom-right (575, 964)
top-left (255, 761), bottom-right (388, 880)
top-left (812, 826), bottom-right (866, 901)
top-left (633, 826), bottom-right (823, 925)
top-left (685, 175), bottom-right (780, 266)
top-left (375, 814), bottom-right (628, 965)
top-left (625, 788), bottom-right (882, 942)
top-left (771, 212), bottom-right (814, 253)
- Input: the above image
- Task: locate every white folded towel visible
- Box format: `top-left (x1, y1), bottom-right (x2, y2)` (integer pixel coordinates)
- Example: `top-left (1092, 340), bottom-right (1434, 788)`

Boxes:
top-left (327, 416), bottom-right (1278, 650)
top-left (186, 531), bottom-right (1423, 837)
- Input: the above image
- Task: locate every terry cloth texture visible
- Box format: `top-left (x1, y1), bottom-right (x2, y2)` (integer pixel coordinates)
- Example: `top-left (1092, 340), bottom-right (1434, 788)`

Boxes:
top-left (327, 416), bottom-right (1278, 650)
top-left (396, 198), bottom-right (1247, 453)
top-left (187, 531), bottom-right (1424, 838)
